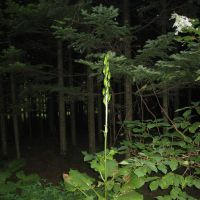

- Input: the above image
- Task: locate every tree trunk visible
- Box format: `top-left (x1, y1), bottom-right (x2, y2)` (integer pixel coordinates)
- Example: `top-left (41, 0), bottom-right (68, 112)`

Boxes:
top-left (48, 95), bottom-right (55, 136)
top-left (174, 89), bottom-right (179, 117)
top-left (68, 49), bottom-right (76, 146)
top-left (162, 89), bottom-right (169, 122)
top-left (10, 73), bottom-right (20, 159)
top-left (97, 89), bottom-right (103, 145)
top-left (87, 68), bottom-right (96, 153)
top-left (111, 91), bottom-right (116, 146)
top-left (123, 0), bottom-right (133, 141)
top-left (28, 112), bottom-right (32, 138)
top-left (188, 89), bottom-right (192, 105)
top-left (57, 40), bottom-right (67, 155)
top-left (161, 0), bottom-right (169, 123)
top-left (0, 81), bottom-right (7, 156)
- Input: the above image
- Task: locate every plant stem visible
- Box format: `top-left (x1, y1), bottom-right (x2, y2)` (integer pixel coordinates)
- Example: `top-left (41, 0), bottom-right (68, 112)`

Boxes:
top-left (103, 52), bottom-right (111, 200)
top-left (104, 93), bottom-right (108, 199)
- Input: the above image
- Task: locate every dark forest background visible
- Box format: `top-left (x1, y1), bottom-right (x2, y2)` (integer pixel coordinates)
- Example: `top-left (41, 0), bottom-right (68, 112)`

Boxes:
top-left (0, 1), bottom-right (200, 196)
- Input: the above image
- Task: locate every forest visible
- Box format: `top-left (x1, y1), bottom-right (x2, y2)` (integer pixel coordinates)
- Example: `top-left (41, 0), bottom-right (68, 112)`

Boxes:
top-left (0, 0), bottom-right (200, 199)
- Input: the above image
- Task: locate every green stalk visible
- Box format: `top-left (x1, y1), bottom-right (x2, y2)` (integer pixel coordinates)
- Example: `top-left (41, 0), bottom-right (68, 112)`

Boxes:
top-left (103, 52), bottom-right (111, 200)
top-left (104, 93), bottom-right (108, 199)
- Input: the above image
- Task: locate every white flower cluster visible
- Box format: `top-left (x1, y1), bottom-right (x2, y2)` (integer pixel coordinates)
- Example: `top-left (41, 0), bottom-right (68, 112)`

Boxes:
top-left (170, 13), bottom-right (193, 35)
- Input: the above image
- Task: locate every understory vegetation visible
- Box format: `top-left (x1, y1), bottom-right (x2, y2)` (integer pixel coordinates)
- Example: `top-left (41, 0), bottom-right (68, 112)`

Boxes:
top-left (1, 103), bottom-right (200, 200)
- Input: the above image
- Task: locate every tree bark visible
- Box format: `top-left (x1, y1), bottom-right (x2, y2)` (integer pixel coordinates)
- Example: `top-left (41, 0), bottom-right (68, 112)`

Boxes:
top-left (161, 0), bottom-right (169, 123)
top-left (0, 81), bottom-right (7, 156)
top-left (10, 73), bottom-right (20, 159)
top-left (123, 0), bottom-right (133, 140)
top-left (48, 95), bottom-right (55, 136)
top-left (57, 40), bottom-right (67, 155)
top-left (87, 68), bottom-right (96, 153)
top-left (174, 89), bottom-right (179, 117)
top-left (97, 89), bottom-right (103, 145)
top-left (111, 91), bottom-right (116, 146)
top-left (68, 49), bottom-right (76, 146)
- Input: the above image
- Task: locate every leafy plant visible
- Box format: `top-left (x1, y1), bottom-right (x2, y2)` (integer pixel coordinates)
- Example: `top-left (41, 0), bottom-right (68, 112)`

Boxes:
top-left (121, 103), bottom-right (200, 200)
top-left (0, 159), bottom-right (80, 200)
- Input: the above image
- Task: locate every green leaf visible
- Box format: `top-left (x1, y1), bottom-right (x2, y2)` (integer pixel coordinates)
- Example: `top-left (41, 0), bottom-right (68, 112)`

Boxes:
top-left (170, 187), bottom-right (181, 199)
top-left (144, 161), bottom-right (157, 173)
top-left (183, 110), bottom-right (191, 119)
top-left (134, 167), bottom-right (148, 177)
top-left (84, 196), bottom-right (95, 200)
top-left (188, 122), bottom-right (200, 133)
top-left (82, 151), bottom-right (95, 162)
top-left (156, 195), bottom-right (171, 200)
top-left (149, 180), bottom-right (159, 191)
top-left (121, 175), bottom-right (145, 191)
top-left (169, 159), bottom-right (178, 171)
top-left (157, 164), bottom-right (167, 174)
top-left (63, 170), bottom-right (94, 192)
top-left (195, 106), bottom-right (200, 115)
top-left (116, 191), bottom-right (143, 200)
top-left (147, 123), bottom-right (156, 129)
top-left (131, 175), bottom-right (145, 189)
top-left (193, 179), bottom-right (200, 189)
top-left (194, 133), bottom-right (200, 144)
top-left (159, 173), bottom-right (174, 189)
top-left (106, 159), bottom-right (118, 177)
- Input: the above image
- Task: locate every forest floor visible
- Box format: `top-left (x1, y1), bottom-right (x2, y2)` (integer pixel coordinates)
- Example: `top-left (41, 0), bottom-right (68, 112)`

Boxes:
top-left (3, 136), bottom-right (199, 199)
top-left (22, 136), bottom-right (93, 184)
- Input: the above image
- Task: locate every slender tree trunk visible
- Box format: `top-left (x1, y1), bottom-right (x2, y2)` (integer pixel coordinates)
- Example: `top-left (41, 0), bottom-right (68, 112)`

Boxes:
top-left (161, 0), bottom-right (169, 123)
top-left (162, 90), bottom-right (169, 122)
top-left (57, 40), bottom-right (67, 155)
top-left (111, 91), bottom-right (116, 145)
top-left (28, 112), bottom-right (32, 138)
top-left (0, 81), bottom-right (7, 156)
top-left (97, 89), bottom-right (103, 145)
top-left (39, 96), bottom-right (44, 138)
top-left (10, 73), bottom-right (20, 159)
top-left (174, 89), bottom-right (179, 117)
top-left (188, 88), bottom-right (192, 105)
top-left (48, 95), bottom-right (55, 136)
top-left (87, 68), bottom-right (96, 153)
top-left (123, 0), bottom-right (133, 140)
top-left (68, 49), bottom-right (76, 146)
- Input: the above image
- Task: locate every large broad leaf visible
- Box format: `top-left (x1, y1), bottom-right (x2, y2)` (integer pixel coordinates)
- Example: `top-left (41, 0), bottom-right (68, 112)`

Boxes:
top-left (159, 173), bottom-right (174, 189)
top-left (63, 170), bottom-right (94, 192)
top-left (90, 158), bottom-right (118, 178)
top-left (157, 164), bottom-right (167, 174)
top-left (106, 159), bottom-right (118, 177)
top-left (149, 180), bottom-right (159, 191)
top-left (188, 122), bottom-right (200, 133)
top-left (134, 167), bottom-right (148, 177)
top-left (121, 175), bottom-right (145, 192)
top-left (82, 151), bottom-right (95, 162)
top-left (116, 191), bottom-right (143, 200)
top-left (168, 159), bottom-right (178, 171)
top-left (183, 110), bottom-right (191, 119)
top-left (193, 179), bottom-right (200, 189)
